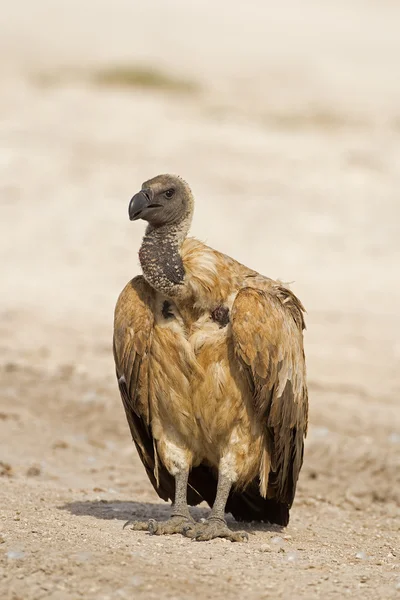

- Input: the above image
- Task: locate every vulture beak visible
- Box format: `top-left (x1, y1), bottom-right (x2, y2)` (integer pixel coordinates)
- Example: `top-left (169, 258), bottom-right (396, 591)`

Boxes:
top-left (129, 188), bottom-right (154, 221)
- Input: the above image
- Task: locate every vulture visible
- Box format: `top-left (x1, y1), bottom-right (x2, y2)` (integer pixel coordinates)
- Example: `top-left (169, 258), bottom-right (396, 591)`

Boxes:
top-left (113, 174), bottom-right (308, 542)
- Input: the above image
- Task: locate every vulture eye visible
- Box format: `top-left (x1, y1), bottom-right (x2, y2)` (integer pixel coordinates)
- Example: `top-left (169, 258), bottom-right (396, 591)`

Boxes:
top-left (164, 188), bottom-right (175, 199)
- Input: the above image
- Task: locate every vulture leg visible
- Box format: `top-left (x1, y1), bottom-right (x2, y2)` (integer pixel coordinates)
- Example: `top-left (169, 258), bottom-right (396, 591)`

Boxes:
top-left (184, 472), bottom-right (249, 542)
top-left (124, 469), bottom-right (194, 536)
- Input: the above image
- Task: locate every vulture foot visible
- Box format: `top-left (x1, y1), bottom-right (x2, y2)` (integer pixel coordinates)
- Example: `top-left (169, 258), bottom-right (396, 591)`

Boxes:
top-left (183, 518), bottom-right (249, 543)
top-left (124, 515), bottom-right (193, 536)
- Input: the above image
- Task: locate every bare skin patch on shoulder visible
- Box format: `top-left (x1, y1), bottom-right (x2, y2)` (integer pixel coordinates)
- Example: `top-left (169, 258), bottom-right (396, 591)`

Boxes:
top-left (162, 300), bottom-right (175, 320)
top-left (211, 305), bottom-right (230, 328)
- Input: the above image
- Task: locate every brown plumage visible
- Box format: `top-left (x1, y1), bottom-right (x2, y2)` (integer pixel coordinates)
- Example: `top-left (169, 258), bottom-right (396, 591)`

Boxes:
top-left (113, 174), bottom-right (308, 541)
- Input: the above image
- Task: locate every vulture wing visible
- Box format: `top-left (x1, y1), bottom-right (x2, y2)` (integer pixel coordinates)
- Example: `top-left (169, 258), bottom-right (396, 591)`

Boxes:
top-left (229, 282), bottom-right (308, 524)
top-left (113, 276), bottom-right (205, 506)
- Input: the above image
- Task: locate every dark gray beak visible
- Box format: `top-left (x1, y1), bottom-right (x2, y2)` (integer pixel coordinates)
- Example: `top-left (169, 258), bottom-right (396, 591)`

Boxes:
top-left (129, 190), bottom-right (151, 221)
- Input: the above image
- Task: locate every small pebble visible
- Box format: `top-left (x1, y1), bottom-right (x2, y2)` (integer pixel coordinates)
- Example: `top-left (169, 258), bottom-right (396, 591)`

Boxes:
top-left (271, 536), bottom-right (284, 545)
top-left (26, 466), bottom-right (41, 477)
top-left (53, 441), bottom-right (69, 449)
top-left (312, 426), bottom-right (329, 438)
top-left (355, 551), bottom-right (367, 560)
top-left (7, 550), bottom-right (25, 560)
top-left (286, 551), bottom-right (298, 562)
top-left (81, 392), bottom-right (100, 404)
top-left (0, 462), bottom-right (12, 477)
top-left (259, 544), bottom-right (272, 553)
top-left (75, 552), bottom-right (92, 563)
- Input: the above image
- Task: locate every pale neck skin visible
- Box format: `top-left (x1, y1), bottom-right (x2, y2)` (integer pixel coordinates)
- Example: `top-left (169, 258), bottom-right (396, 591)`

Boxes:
top-left (138, 211), bottom-right (193, 298)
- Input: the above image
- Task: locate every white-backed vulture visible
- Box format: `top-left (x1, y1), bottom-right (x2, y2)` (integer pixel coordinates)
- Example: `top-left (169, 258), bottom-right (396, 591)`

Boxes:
top-left (113, 174), bottom-right (308, 542)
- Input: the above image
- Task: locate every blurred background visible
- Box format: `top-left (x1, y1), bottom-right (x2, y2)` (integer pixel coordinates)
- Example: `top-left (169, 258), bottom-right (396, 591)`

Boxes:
top-left (1, 0), bottom-right (400, 389)
top-left (1, 1), bottom-right (399, 598)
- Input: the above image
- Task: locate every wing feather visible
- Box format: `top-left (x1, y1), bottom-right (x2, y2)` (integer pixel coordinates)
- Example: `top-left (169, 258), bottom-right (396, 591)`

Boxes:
top-left (231, 283), bottom-right (308, 507)
top-left (113, 276), bottom-right (169, 497)
top-left (113, 276), bottom-right (154, 423)
top-left (113, 276), bottom-right (204, 506)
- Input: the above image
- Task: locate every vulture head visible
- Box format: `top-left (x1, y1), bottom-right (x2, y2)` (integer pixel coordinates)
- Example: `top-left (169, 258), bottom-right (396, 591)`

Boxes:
top-left (129, 174), bottom-right (194, 228)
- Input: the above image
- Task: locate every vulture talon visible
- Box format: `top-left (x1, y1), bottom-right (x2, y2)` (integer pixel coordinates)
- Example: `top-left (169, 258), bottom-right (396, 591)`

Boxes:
top-left (149, 515), bottom-right (194, 536)
top-left (147, 518), bottom-right (158, 535)
top-left (182, 523), bottom-right (196, 539)
top-left (184, 520), bottom-right (248, 543)
top-left (126, 515), bottom-right (194, 537)
top-left (123, 519), bottom-right (151, 531)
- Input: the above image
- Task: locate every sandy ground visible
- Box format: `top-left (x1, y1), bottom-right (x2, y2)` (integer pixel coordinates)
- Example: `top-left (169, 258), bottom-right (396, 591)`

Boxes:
top-left (1, 1), bottom-right (400, 598)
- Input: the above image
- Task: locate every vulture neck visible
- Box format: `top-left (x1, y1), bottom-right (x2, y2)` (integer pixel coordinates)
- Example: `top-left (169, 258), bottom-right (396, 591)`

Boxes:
top-left (139, 214), bottom-right (192, 297)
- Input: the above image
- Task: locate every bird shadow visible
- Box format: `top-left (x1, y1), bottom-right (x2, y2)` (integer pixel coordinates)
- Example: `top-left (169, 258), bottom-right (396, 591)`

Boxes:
top-left (59, 499), bottom-right (284, 533)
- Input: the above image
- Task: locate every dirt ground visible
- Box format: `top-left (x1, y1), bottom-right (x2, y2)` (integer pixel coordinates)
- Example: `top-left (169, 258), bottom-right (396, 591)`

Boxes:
top-left (1, 1), bottom-right (399, 599)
